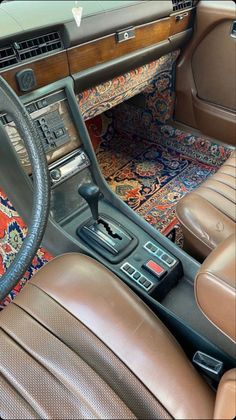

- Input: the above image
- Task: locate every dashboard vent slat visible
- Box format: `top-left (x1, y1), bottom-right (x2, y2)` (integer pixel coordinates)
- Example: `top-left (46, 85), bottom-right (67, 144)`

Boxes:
top-left (17, 32), bottom-right (63, 61)
top-left (0, 31), bottom-right (63, 71)
top-left (0, 46), bottom-right (17, 70)
top-left (172, 0), bottom-right (193, 11)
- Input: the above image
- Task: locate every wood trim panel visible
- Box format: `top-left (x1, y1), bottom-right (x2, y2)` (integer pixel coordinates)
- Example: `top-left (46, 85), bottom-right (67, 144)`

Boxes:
top-left (68, 12), bottom-right (193, 74)
top-left (0, 51), bottom-right (69, 96)
top-left (170, 11), bottom-right (194, 36)
top-left (0, 11), bottom-right (193, 95)
top-left (68, 18), bottom-right (171, 74)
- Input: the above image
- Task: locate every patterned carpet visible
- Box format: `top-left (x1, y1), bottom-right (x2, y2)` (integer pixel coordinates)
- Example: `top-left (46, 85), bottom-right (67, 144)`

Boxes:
top-left (85, 49), bottom-right (232, 246)
top-left (0, 188), bottom-right (53, 310)
top-left (86, 110), bottom-right (232, 246)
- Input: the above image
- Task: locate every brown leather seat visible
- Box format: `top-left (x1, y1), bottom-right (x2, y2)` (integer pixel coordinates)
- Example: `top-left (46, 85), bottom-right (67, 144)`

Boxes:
top-left (176, 150), bottom-right (236, 260)
top-left (0, 253), bottom-right (215, 419)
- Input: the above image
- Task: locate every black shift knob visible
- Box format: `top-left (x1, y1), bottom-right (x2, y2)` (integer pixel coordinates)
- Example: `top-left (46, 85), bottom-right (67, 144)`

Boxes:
top-left (78, 183), bottom-right (100, 221)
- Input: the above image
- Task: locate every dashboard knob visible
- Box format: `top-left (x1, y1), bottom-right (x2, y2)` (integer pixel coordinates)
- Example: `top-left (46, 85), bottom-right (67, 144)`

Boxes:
top-left (50, 168), bottom-right (61, 181)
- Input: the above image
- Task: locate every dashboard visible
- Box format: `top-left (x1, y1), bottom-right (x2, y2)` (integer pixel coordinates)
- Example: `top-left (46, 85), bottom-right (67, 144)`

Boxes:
top-left (0, 0), bottom-right (196, 216)
top-left (0, 0), bottom-right (196, 95)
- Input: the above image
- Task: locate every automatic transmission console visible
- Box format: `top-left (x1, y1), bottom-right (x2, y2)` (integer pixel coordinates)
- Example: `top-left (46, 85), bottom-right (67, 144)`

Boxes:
top-left (77, 183), bottom-right (138, 262)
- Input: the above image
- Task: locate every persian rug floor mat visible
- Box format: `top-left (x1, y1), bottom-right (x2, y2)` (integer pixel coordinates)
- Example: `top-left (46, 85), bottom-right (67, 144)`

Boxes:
top-left (86, 113), bottom-right (232, 248)
top-left (0, 188), bottom-right (53, 310)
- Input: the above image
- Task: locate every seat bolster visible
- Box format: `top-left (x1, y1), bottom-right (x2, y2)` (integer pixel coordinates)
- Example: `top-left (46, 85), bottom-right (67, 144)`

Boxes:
top-left (176, 193), bottom-right (235, 260)
top-left (195, 234), bottom-right (236, 342)
top-left (29, 253), bottom-right (215, 420)
top-left (214, 369), bottom-right (236, 420)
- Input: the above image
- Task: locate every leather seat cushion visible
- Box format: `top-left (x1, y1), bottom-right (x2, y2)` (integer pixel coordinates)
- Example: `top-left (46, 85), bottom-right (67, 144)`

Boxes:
top-left (176, 150), bottom-right (236, 260)
top-left (0, 254), bottom-right (214, 419)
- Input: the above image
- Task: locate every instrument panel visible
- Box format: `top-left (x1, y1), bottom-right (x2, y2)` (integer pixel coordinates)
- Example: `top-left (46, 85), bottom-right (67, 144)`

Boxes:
top-left (0, 90), bottom-right (81, 174)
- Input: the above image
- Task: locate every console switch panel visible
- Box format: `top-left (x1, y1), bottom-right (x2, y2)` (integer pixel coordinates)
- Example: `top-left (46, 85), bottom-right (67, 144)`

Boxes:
top-left (121, 263), bottom-right (153, 292)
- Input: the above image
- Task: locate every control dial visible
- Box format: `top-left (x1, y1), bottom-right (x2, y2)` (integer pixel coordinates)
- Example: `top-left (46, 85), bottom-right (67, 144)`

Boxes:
top-left (50, 168), bottom-right (61, 182)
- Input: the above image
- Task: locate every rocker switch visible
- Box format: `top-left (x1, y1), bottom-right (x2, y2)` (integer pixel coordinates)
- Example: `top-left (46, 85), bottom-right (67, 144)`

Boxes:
top-left (144, 260), bottom-right (166, 279)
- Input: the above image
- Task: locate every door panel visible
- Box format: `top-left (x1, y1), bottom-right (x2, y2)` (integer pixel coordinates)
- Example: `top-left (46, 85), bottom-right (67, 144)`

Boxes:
top-left (175, 0), bottom-right (236, 145)
top-left (192, 20), bottom-right (235, 110)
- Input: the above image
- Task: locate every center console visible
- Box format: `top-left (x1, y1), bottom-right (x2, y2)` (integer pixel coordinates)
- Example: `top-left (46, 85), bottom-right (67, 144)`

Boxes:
top-left (0, 77), bottom-right (235, 377)
top-left (75, 182), bottom-right (182, 300)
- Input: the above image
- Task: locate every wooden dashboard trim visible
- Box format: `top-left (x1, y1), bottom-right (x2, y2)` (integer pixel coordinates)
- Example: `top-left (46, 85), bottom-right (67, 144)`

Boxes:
top-left (0, 51), bottom-right (69, 96)
top-left (0, 11), bottom-right (193, 95)
top-left (68, 11), bottom-right (193, 75)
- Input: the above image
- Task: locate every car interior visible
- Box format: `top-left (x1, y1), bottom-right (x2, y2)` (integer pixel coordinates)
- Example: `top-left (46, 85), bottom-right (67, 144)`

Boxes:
top-left (0, 0), bottom-right (235, 419)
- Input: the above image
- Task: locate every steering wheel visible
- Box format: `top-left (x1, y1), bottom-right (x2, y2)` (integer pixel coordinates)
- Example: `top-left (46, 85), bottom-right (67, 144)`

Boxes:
top-left (0, 76), bottom-right (50, 301)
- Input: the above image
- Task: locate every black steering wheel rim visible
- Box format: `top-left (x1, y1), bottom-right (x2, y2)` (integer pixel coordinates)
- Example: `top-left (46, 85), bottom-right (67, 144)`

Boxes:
top-left (0, 76), bottom-right (50, 301)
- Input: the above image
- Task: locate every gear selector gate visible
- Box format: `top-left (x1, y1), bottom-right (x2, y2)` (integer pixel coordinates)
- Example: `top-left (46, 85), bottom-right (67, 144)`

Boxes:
top-left (77, 183), bottom-right (138, 262)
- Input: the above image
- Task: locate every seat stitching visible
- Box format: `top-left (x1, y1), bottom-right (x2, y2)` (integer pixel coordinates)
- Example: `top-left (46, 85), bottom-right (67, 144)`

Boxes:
top-left (13, 286), bottom-right (171, 418)
top-left (0, 315), bottom-right (103, 419)
top-left (198, 185), bottom-right (236, 205)
top-left (0, 348), bottom-right (40, 419)
top-left (207, 177), bottom-right (236, 192)
top-left (217, 170), bottom-right (236, 180)
top-left (0, 327), bottom-right (57, 419)
top-left (192, 190), bottom-right (236, 222)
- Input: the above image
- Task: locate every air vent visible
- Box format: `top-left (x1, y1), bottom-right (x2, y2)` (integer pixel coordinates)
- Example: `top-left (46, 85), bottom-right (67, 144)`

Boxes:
top-left (0, 45), bottom-right (17, 70)
top-left (16, 32), bottom-right (63, 61)
top-left (172, 0), bottom-right (193, 11)
top-left (0, 31), bottom-right (63, 71)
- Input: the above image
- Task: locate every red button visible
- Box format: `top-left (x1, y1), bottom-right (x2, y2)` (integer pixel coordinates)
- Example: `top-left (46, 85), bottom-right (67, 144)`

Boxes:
top-left (145, 260), bottom-right (166, 278)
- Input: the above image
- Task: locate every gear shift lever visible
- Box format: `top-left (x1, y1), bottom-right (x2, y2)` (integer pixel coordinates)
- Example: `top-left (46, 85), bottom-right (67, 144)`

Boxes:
top-left (78, 183), bottom-right (100, 222)
top-left (77, 182), bottom-right (134, 261)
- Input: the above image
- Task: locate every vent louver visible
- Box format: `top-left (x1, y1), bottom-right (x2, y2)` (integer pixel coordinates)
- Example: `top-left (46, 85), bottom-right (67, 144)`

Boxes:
top-left (0, 31), bottom-right (63, 71)
top-left (172, 0), bottom-right (193, 11)
top-left (0, 45), bottom-right (17, 70)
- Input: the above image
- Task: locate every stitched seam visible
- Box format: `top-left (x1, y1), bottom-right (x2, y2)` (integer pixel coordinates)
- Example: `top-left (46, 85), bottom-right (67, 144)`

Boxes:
top-left (197, 186), bottom-right (236, 206)
top-left (1, 309), bottom-right (105, 419)
top-left (0, 365), bottom-right (40, 419)
top-left (194, 190), bottom-right (236, 222)
top-left (14, 285), bottom-right (172, 418)
top-left (217, 170), bottom-right (236, 180)
top-left (210, 177), bottom-right (236, 191)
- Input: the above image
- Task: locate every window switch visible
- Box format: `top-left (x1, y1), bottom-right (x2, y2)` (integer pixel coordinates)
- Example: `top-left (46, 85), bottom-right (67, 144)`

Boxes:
top-left (133, 272), bottom-right (141, 280)
top-left (143, 279), bottom-right (151, 289)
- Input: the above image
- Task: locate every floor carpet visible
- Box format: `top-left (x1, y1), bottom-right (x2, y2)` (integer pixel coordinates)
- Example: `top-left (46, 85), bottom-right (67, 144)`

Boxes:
top-left (86, 109), bottom-right (232, 247)
top-left (0, 188), bottom-right (53, 310)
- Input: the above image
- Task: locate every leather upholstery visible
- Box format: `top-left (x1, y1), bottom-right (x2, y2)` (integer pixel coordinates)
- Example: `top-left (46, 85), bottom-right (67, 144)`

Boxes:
top-left (176, 150), bottom-right (236, 260)
top-left (195, 234), bottom-right (236, 342)
top-left (214, 369), bottom-right (236, 420)
top-left (0, 253), bottom-right (215, 419)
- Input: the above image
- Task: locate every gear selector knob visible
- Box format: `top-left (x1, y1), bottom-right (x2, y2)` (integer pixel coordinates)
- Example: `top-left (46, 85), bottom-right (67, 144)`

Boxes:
top-left (78, 183), bottom-right (100, 222)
